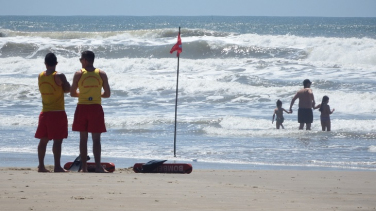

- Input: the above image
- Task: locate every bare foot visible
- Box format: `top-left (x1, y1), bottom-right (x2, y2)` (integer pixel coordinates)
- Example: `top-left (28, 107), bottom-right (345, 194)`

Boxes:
top-left (37, 167), bottom-right (50, 173)
top-left (79, 169), bottom-right (88, 173)
top-left (95, 166), bottom-right (109, 173)
top-left (54, 167), bottom-right (69, 173)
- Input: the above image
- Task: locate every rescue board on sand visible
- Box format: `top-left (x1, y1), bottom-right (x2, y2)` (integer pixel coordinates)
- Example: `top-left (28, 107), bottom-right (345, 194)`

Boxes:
top-left (133, 160), bottom-right (192, 174)
top-left (64, 162), bottom-right (115, 173)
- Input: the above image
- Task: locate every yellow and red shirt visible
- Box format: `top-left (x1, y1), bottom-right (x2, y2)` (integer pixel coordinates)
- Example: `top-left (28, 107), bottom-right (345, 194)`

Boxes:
top-left (38, 71), bottom-right (65, 112)
top-left (78, 68), bottom-right (103, 105)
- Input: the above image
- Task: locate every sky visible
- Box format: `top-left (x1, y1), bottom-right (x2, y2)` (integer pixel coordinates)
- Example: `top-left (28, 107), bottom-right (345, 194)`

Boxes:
top-left (0, 0), bottom-right (375, 17)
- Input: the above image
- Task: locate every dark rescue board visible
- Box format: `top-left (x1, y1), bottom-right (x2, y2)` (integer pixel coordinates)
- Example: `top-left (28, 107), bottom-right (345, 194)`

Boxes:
top-left (133, 163), bottom-right (192, 174)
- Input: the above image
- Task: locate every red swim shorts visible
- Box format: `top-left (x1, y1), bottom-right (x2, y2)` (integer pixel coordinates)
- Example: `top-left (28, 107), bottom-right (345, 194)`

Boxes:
top-left (35, 111), bottom-right (68, 140)
top-left (72, 104), bottom-right (107, 133)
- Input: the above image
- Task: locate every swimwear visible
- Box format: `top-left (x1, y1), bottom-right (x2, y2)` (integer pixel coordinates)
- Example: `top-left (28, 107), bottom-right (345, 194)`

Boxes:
top-left (73, 68), bottom-right (106, 133)
top-left (72, 104), bottom-right (107, 133)
top-left (36, 71), bottom-right (67, 140)
top-left (298, 108), bottom-right (313, 123)
top-left (320, 116), bottom-right (331, 122)
top-left (276, 116), bottom-right (284, 124)
top-left (35, 111), bottom-right (68, 140)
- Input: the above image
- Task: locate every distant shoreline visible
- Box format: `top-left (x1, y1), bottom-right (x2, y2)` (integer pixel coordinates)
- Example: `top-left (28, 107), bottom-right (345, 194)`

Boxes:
top-left (1, 152), bottom-right (374, 172)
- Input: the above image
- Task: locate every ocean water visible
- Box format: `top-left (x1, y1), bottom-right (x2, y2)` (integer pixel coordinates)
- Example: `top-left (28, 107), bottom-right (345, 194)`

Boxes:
top-left (1, 16), bottom-right (376, 171)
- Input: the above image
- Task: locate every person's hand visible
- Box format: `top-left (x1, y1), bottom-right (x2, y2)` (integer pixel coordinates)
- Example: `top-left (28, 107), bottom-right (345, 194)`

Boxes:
top-left (289, 108), bottom-right (293, 114)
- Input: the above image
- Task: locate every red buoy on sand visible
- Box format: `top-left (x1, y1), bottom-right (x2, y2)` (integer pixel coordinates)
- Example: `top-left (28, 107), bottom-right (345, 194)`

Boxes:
top-left (64, 162), bottom-right (115, 172)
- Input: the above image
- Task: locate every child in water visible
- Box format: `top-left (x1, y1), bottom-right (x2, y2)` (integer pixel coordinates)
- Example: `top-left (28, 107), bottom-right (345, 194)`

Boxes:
top-left (314, 95), bottom-right (335, 131)
top-left (272, 100), bottom-right (291, 129)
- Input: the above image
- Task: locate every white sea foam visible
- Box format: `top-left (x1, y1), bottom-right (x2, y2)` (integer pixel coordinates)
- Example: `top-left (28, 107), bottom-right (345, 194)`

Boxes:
top-left (202, 116), bottom-right (376, 137)
top-left (1, 31), bottom-right (375, 66)
top-left (1, 56), bottom-right (376, 120)
top-left (369, 146), bottom-right (376, 152)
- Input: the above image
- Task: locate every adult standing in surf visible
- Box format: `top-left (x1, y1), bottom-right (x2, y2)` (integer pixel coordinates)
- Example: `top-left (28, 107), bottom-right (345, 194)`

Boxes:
top-left (35, 53), bottom-right (70, 173)
top-left (70, 51), bottom-right (111, 173)
top-left (289, 79), bottom-right (316, 130)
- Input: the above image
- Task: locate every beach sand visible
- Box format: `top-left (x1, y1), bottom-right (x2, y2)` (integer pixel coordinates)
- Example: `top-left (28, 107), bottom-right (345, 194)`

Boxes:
top-left (1, 167), bottom-right (375, 211)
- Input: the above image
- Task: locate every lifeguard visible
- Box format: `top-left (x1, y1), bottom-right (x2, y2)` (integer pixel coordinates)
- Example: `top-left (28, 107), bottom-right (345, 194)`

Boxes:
top-left (70, 50), bottom-right (111, 173)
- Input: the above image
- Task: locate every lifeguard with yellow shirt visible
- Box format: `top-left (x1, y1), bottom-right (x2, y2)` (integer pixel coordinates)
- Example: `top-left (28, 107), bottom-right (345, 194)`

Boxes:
top-left (35, 53), bottom-right (71, 173)
top-left (70, 50), bottom-right (111, 173)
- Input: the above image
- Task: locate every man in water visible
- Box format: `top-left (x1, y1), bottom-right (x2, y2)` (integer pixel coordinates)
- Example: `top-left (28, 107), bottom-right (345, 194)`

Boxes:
top-left (70, 50), bottom-right (111, 173)
top-left (35, 53), bottom-right (70, 172)
top-left (289, 79), bottom-right (315, 130)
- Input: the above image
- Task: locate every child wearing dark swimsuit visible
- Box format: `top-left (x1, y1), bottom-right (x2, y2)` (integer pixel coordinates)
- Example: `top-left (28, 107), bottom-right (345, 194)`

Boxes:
top-left (314, 96), bottom-right (335, 131)
top-left (272, 100), bottom-right (291, 129)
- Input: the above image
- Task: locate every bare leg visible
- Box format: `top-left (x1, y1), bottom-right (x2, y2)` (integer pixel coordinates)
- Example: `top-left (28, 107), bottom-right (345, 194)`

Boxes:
top-left (38, 138), bottom-right (50, 172)
top-left (92, 133), bottom-right (108, 173)
top-left (52, 139), bottom-right (68, 172)
top-left (321, 120), bottom-right (325, 131)
top-left (276, 122), bottom-right (280, 129)
top-left (299, 123), bottom-right (304, 130)
top-left (327, 121), bottom-right (331, 131)
top-left (306, 123), bottom-right (311, 130)
top-left (79, 132), bottom-right (89, 172)
top-left (281, 123), bottom-right (285, 129)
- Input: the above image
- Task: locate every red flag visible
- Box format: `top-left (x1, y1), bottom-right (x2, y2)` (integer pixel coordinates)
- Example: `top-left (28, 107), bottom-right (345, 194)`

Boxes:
top-left (170, 32), bottom-right (182, 57)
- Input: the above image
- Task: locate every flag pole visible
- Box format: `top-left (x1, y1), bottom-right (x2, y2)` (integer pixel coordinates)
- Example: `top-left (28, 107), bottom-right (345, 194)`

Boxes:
top-left (173, 27), bottom-right (181, 157)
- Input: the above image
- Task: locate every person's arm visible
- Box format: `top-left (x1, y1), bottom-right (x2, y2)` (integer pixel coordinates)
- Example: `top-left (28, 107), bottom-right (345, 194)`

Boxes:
top-left (283, 108), bottom-right (291, 114)
top-left (289, 93), bottom-right (298, 113)
top-left (70, 71), bottom-right (81, 97)
top-left (310, 90), bottom-right (315, 108)
top-left (57, 73), bottom-right (71, 93)
top-left (99, 71), bottom-right (111, 98)
top-left (313, 104), bottom-right (321, 109)
top-left (272, 111), bottom-right (275, 124)
top-left (329, 106), bottom-right (335, 114)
